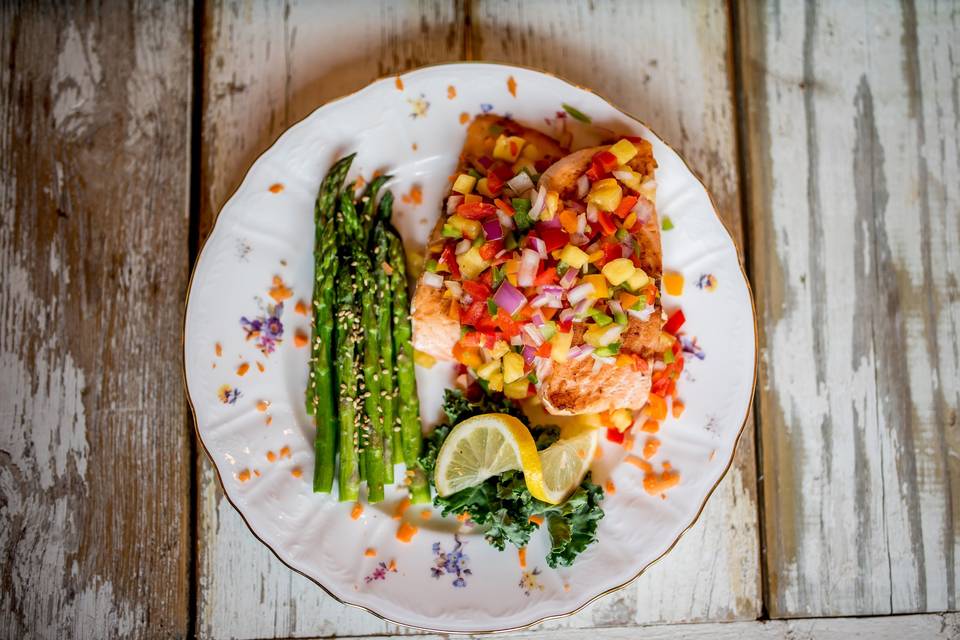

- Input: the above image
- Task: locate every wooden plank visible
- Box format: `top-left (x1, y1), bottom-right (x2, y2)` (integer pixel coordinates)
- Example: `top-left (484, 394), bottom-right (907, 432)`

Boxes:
top-left (737, 0), bottom-right (960, 617)
top-left (470, 0), bottom-right (761, 626)
top-left (195, 1), bottom-right (464, 637)
top-left (0, 1), bottom-right (193, 638)
top-left (331, 612), bottom-right (960, 640)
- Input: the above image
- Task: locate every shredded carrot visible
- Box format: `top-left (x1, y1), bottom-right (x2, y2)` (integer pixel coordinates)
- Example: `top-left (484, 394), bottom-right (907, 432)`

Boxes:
top-left (672, 400), bottom-right (685, 418)
top-left (605, 479), bottom-right (617, 494)
top-left (237, 469), bottom-right (251, 482)
top-left (268, 183), bottom-right (284, 193)
top-left (641, 419), bottom-right (660, 433)
top-left (459, 112), bottom-right (469, 125)
top-left (294, 330), bottom-right (308, 348)
top-left (643, 462), bottom-right (680, 496)
top-left (350, 503), bottom-right (364, 520)
top-left (642, 437), bottom-right (661, 460)
top-left (506, 75), bottom-right (517, 97)
top-left (456, 512), bottom-right (470, 522)
top-left (393, 497), bottom-right (411, 520)
top-left (279, 445), bottom-right (291, 459)
top-left (396, 522), bottom-right (418, 543)
top-left (256, 400), bottom-right (269, 412)
top-left (624, 454), bottom-right (652, 473)
top-left (266, 451), bottom-right (277, 462)
top-left (394, 76), bottom-right (404, 91)
top-left (236, 363), bottom-right (250, 376)
top-left (447, 85), bottom-right (457, 99)
top-left (364, 548), bottom-right (377, 557)
top-left (420, 510), bottom-right (432, 520)
top-left (214, 342), bottom-right (222, 357)
top-left (256, 361), bottom-right (265, 372)
top-left (294, 299), bottom-right (308, 315)
top-left (528, 515), bottom-right (544, 526)
top-left (388, 559), bottom-right (397, 571)
top-left (290, 467), bottom-right (302, 478)
top-left (518, 547), bottom-right (527, 568)
top-left (644, 394), bottom-right (668, 420)
top-left (269, 276), bottom-right (293, 302)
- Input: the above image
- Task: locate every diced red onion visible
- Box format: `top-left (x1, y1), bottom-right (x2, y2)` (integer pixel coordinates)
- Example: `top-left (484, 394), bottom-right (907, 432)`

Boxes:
top-left (577, 174), bottom-right (590, 199)
top-left (494, 249), bottom-right (508, 259)
top-left (576, 213), bottom-right (587, 234)
top-left (540, 285), bottom-right (564, 296)
top-left (455, 239), bottom-right (471, 255)
top-left (585, 241), bottom-right (601, 255)
top-left (422, 271), bottom-right (444, 288)
top-left (539, 214), bottom-right (561, 229)
top-left (568, 282), bottom-right (594, 305)
top-left (493, 280), bottom-right (527, 315)
top-left (573, 298), bottom-right (594, 317)
top-left (507, 172), bottom-right (534, 196)
top-left (559, 268), bottom-right (579, 289)
top-left (510, 334), bottom-right (523, 347)
top-left (482, 218), bottom-right (503, 241)
top-left (547, 296), bottom-right (563, 308)
top-left (628, 305), bottom-right (655, 321)
top-left (632, 196), bottom-right (654, 223)
top-left (530, 311), bottom-right (546, 326)
top-left (517, 248), bottom-right (540, 287)
top-left (568, 344), bottom-right (595, 361)
top-left (612, 170), bottom-right (634, 184)
top-left (596, 324), bottom-right (624, 346)
top-left (608, 300), bottom-right (624, 316)
top-left (558, 308), bottom-right (575, 325)
top-left (570, 232), bottom-right (589, 246)
top-left (522, 345), bottom-right (537, 365)
top-left (586, 203), bottom-right (598, 223)
top-left (530, 236), bottom-right (547, 259)
top-left (536, 357), bottom-right (552, 380)
top-left (530, 185), bottom-right (547, 219)
top-left (445, 281), bottom-right (463, 299)
top-left (530, 293), bottom-right (551, 308)
top-left (497, 210), bottom-right (515, 229)
top-left (567, 200), bottom-right (586, 213)
top-left (447, 195), bottom-right (464, 215)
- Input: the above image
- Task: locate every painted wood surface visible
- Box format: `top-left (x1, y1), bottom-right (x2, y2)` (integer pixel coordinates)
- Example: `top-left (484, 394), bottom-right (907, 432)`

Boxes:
top-left (470, 0), bottom-right (761, 626)
top-left (0, 1), bottom-right (193, 639)
top-left (337, 612), bottom-right (960, 640)
top-left (738, 0), bottom-right (960, 618)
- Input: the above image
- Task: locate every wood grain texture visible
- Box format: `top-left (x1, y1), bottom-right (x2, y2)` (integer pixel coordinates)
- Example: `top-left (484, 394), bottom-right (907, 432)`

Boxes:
top-left (334, 612), bottom-right (960, 640)
top-left (738, 0), bottom-right (960, 618)
top-left (470, 0), bottom-right (760, 626)
top-left (196, 2), bottom-right (464, 638)
top-left (0, 1), bottom-right (193, 638)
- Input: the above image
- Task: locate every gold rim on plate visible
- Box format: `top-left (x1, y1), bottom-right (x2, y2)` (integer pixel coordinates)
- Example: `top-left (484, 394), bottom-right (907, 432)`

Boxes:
top-left (180, 60), bottom-right (759, 635)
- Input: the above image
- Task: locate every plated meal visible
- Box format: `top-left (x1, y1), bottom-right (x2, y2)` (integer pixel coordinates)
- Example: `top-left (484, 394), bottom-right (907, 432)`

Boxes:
top-left (184, 63), bottom-right (755, 632)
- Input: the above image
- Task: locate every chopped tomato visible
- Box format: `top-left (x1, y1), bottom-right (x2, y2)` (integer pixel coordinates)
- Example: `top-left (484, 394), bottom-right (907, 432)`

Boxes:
top-left (534, 158), bottom-right (552, 173)
top-left (458, 331), bottom-right (481, 347)
top-left (460, 299), bottom-right (488, 327)
top-left (534, 266), bottom-right (558, 286)
top-left (479, 239), bottom-right (503, 260)
top-left (457, 202), bottom-right (498, 220)
top-left (490, 162), bottom-right (515, 182)
top-left (600, 242), bottom-right (621, 266)
top-left (594, 150), bottom-right (619, 172)
top-left (644, 393), bottom-right (668, 420)
top-left (487, 171), bottom-right (506, 195)
top-left (538, 226), bottom-right (570, 252)
top-left (597, 210), bottom-right (617, 236)
top-left (606, 427), bottom-right (625, 444)
top-left (536, 342), bottom-right (552, 358)
top-left (462, 280), bottom-right (491, 300)
top-left (440, 243), bottom-right (460, 278)
top-left (495, 309), bottom-right (521, 338)
top-left (663, 309), bottom-right (685, 335)
top-left (614, 195), bottom-right (638, 219)
top-left (651, 376), bottom-right (672, 396)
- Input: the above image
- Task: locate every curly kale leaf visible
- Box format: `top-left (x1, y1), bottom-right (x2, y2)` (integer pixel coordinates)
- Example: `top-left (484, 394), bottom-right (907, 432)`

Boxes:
top-left (542, 477), bottom-right (605, 567)
top-left (440, 388), bottom-right (525, 425)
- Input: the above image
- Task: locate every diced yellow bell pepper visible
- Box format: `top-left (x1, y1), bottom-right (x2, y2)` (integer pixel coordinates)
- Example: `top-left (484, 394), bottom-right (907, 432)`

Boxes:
top-left (559, 244), bottom-right (589, 269)
top-left (626, 267), bottom-right (650, 291)
top-left (463, 193), bottom-right (482, 204)
top-left (413, 349), bottom-right (437, 368)
top-left (559, 209), bottom-right (579, 233)
top-left (449, 214), bottom-right (481, 239)
top-left (583, 274), bottom-right (608, 299)
top-left (502, 352), bottom-right (526, 384)
top-left (457, 246), bottom-right (490, 280)
top-left (609, 139), bottom-right (638, 165)
top-left (587, 178), bottom-right (623, 212)
top-left (457, 347), bottom-right (484, 369)
top-left (504, 378), bottom-right (530, 399)
top-left (520, 142), bottom-right (543, 161)
top-left (550, 331), bottom-right (573, 363)
top-left (542, 191), bottom-right (560, 221)
top-left (587, 250), bottom-right (604, 264)
top-left (601, 258), bottom-right (636, 286)
top-left (493, 135), bottom-right (527, 162)
top-left (663, 271), bottom-right (684, 296)
top-left (476, 359), bottom-right (502, 380)
top-left (487, 371), bottom-right (504, 392)
top-left (504, 258), bottom-right (520, 286)
top-left (476, 177), bottom-right (494, 198)
top-left (452, 173), bottom-right (476, 195)
top-left (609, 408), bottom-right (633, 431)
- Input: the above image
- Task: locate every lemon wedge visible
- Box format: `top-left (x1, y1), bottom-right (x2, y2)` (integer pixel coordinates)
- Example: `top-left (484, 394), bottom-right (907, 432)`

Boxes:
top-left (434, 413), bottom-right (597, 505)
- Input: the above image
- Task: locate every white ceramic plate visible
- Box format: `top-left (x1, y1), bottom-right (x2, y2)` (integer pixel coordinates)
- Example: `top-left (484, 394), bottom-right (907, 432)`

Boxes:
top-left (184, 63), bottom-right (755, 633)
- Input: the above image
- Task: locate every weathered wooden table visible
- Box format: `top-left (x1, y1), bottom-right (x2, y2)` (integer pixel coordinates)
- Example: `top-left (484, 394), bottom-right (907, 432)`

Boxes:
top-left (2, 1), bottom-right (958, 638)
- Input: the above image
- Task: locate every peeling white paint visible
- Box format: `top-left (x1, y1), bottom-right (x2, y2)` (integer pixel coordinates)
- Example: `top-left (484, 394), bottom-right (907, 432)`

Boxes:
top-left (51, 20), bottom-right (102, 136)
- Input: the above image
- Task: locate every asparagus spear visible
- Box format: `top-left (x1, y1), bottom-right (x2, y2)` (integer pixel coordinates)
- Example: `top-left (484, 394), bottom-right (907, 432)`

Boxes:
top-left (356, 251), bottom-right (386, 502)
top-left (373, 222), bottom-right (396, 482)
top-left (334, 252), bottom-right (362, 502)
top-left (387, 227), bottom-right (429, 503)
top-left (359, 174), bottom-right (391, 242)
top-left (310, 220), bottom-right (339, 492)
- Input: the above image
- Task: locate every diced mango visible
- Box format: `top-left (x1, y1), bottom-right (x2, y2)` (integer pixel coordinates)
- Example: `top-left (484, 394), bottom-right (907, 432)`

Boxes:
top-left (413, 349), bottom-right (436, 368)
top-left (613, 166), bottom-right (642, 192)
top-left (626, 267), bottom-right (650, 291)
top-left (504, 258), bottom-right (520, 286)
top-left (493, 134), bottom-right (527, 162)
top-left (456, 346), bottom-right (483, 369)
top-left (663, 272), bottom-right (684, 296)
top-left (609, 139), bottom-right (638, 165)
top-left (488, 371), bottom-right (504, 392)
top-left (502, 352), bottom-right (526, 384)
top-left (452, 173), bottom-right (476, 195)
top-left (504, 378), bottom-right (530, 399)
top-left (583, 274), bottom-right (608, 299)
top-left (456, 246), bottom-right (490, 279)
top-left (449, 214), bottom-right (481, 239)
top-left (476, 359), bottom-right (501, 380)
top-left (520, 142), bottom-right (543, 161)
top-left (550, 331), bottom-right (573, 362)
top-left (610, 408), bottom-right (633, 431)
top-left (487, 340), bottom-right (511, 360)
top-left (512, 158), bottom-right (536, 177)
top-left (543, 191), bottom-right (559, 220)
top-left (559, 209), bottom-right (579, 233)
top-left (587, 250), bottom-right (604, 264)
top-left (587, 178), bottom-right (622, 212)
top-left (476, 177), bottom-right (494, 198)
top-left (602, 258), bottom-right (636, 286)
top-left (639, 179), bottom-right (657, 201)
top-left (559, 244), bottom-right (589, 269)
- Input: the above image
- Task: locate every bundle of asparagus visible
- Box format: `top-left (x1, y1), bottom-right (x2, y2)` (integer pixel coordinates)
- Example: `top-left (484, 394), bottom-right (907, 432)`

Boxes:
top-left (306, 154), bottom-right (430, 503)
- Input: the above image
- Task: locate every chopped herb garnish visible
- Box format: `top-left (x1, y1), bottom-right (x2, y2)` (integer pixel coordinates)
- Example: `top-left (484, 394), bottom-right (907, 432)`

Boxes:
top-left (562, 103), bottom-right (592, 123)
top-left (487, 299), bottom-right (498, 316)
top-left (468, 168), bottom-right (482, 179)
top-left (594, 342), bottom-right (621, 357)
top-left (663, 348), bottom-right (675, 364)
top-left (512, 198), bottom-right (533, 232)
top-left (442, 224), bottom-right (462, 238)
top-left (662, 216), bottom-right (674, 231)
top-left (488, 124), bottom-right (504, 136)
top-left (425, 259), bottom-right (438, 272)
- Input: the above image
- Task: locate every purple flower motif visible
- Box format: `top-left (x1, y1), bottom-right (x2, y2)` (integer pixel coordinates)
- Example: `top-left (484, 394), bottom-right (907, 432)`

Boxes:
top-left (696, 273), bottom-right (718, 291)
top-left (680, 335), bottom-right (706, 360)
top-left (519, 567), bottom-right (543, 596)
top-left (217, 385), bottom-right (241, 404)
top-left (480, 103), bottom-right (494, 114)
top-left (364, 561), bottom-right (396, 584)
top-left (240, 302), bottom-right (284, 355)
top-left (430, 535), bottom-right (471, 588)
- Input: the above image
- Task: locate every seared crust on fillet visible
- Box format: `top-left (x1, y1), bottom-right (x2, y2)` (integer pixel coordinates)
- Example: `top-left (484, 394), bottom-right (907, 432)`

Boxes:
top-left (540, 356), bottom-right (652, 415)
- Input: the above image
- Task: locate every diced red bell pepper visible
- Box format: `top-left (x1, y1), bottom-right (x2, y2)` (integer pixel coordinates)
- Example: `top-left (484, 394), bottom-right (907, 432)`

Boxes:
top-left (538, 226), bottom-right (570, 252)
top-left (458, 331), bottom-right (481, 347)
top-left (606, 427), bottom-right (625, 443)
top-left (534, 266), bottom-right (558, 286)
top-left (477, 156), bottom-right (493, 170)
top-left (600, 242), bottom-right (621, 267)
top-left (460, 299), bottom-right (486, 327)
top-left (558, 316), bottom-right (573, 333)
top-left (494, 198), bottom-right (515, 216)
top-left (650, 376), bottom-right (671, 396)
top-left (479, 239), bottom-right (503, 260)
top-left (536, 342), bottom-right (552, 358)
top-left (462, 280), bottom-right (491, 300)
top-left (495, 309), bottom-right (522, 338)
top-left (663, 309), bottom-right (686, 335)
top-left (597, 210), bottom-right (617, 236)
top-left (490, 162), bottom-right (515, 182)
top-left (486, 171), bottom-right (506, 195)
top-left (614, 195), bottom-right (638, 219)
top-left (479, 268), bottom-right (494, 288)
top-left (534, 158), bottom-right (552, 173)
top-left (457, 202), bottom-right (498, 220)
top-left (440, 242), bottom-right (460, 279)
top-left (594, 150), bottom-right (619, 172)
